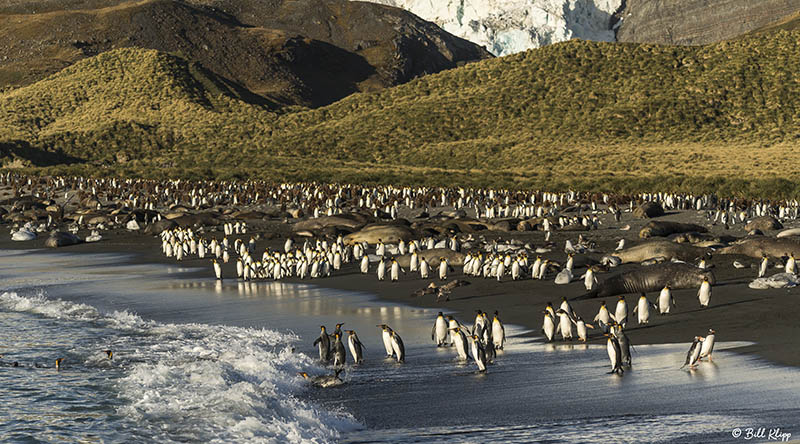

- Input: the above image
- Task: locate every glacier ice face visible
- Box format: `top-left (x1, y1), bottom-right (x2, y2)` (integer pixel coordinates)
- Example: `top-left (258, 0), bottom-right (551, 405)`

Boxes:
top-left (363, 0), bottom-right (622, 56)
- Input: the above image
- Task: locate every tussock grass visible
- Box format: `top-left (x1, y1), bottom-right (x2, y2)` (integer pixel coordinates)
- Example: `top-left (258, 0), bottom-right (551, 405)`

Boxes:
top-left (3, 28), bottom-right (800, 197)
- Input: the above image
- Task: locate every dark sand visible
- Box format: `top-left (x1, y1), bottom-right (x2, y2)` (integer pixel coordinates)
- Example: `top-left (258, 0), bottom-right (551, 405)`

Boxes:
top-left (4, 207), bottom-right (799, 368)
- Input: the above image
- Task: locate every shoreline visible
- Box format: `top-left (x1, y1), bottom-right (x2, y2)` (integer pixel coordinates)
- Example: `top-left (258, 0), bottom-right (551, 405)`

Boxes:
top-left (3, 224), bottom-right (799, 369)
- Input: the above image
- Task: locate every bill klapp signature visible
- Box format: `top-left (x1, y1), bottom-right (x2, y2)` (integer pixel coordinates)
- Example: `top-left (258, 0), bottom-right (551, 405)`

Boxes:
top-left (731, 427), bottom-right (792, 442)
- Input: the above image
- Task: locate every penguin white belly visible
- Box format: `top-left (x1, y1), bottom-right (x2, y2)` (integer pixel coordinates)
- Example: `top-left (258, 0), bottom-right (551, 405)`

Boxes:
top-left (559, 315), bottom-right (572, 339)
top-left (543, 315), bottom-right (555, 341)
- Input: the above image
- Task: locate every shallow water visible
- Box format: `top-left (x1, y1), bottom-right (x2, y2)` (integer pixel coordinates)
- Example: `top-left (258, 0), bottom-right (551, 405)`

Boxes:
top-left (2, 250), bottom-right (799, 443)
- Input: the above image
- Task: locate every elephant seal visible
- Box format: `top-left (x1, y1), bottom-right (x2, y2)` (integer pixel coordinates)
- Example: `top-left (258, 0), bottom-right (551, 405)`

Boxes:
top-left (395, 248), bottom-right (467, 268)
top-left (44, 231), bottom-right (83, 248)
top-left (639, 221), bottom-right (707, 238)
top-left (343, 224), bottom-right (414, 245)
top-left (609, 240), bottom-right (708, 264)
top-left (293, 213), bottom-right (371, 232)
top-left (777, 228), bottom-right (800, 238)
top-left (717, 237), bottom-right (800, 259)
top-left (633, 201), bottom-right (664, 219)
top-left (571, 263), bottom-right (715, 300)
top-left (744, 216), bottom-right (782, 232)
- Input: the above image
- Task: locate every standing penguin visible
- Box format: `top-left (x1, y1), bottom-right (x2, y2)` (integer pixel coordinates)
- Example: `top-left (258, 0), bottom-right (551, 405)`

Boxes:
top-left (583, 267), bottom-right (597, 291)
top-left (658, 285), bottom-right (676, 314)
top-left (682, 336), bottom-right (703, 369)
top-left (432, 312), bottom-right (449, 347)
top-left (360, 255), bottom-right (369, 274)
top-left (491, 311), bottom-right (506, 350)
top-left (613, 323), bottom-right (632, 367)
top-left (574, 316), bottom-right (594, 342)
top-left (390, 258), bottom-right (405, 282)
top-left (699, 329), bottom-right (716, 362)
top-left (312, 326), bottom-right (331, 362)
top-left (332, 333), bottom-right (346, 367)
top-left (559, 297), bottom-right (577, 320)
top-left (697, 277), bottom-right (712, 307)
top-left (555, 309), bottom-right (574, 341)
top-left (605, 333), bottom-right (624, 375)
top-left (632, 293), bottom-right (656, 325)
top-left (377, 324), bottom-right (395, 358)
top-left (333, 323), bottom-right (345, 337)
top-left (345, 330), bottom-right (365, 364)
top-left (758, 254), bottom-right (769, 278)
top-left (786, 253), bottom-right (797, 275)
top-left (390, 330), bottom-right (405, 363)
top-left (614, 295), bottom-right (628, 328)
top-left (449, 327), bottom-right (469, 360)
top-left (594, 301), bottom-right (611, 326)
top-left (377, 258), bottom-right (387, 281)
top-left (439, 257), bottom-right (450, 281)
top-left (468, 335), bottom-right (487, 372)
top-left (542, 311), bottom-right (557, 342)
top-left (419, 257), bottom-right (430, 279)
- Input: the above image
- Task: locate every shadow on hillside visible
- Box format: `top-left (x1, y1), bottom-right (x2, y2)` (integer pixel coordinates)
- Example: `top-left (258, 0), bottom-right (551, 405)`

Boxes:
top-left (0, 141), bottom-right (84, 167)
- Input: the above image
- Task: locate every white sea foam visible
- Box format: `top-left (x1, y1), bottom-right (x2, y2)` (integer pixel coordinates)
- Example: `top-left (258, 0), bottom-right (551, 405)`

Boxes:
top-left (0, 291), bottom-right (361, 443)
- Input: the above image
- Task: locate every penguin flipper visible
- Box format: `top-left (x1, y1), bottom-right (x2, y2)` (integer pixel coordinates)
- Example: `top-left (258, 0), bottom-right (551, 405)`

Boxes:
top-left (313, 338), bottom-right (320, 346)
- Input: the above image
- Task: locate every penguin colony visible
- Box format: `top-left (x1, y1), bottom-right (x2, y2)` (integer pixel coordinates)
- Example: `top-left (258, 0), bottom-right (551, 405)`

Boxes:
top-left (2, 173), bottom-right (798, 379)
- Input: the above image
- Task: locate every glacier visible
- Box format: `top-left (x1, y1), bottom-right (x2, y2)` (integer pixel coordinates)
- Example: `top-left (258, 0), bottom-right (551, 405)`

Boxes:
top-left (362, 0), bottom-right (623, 56)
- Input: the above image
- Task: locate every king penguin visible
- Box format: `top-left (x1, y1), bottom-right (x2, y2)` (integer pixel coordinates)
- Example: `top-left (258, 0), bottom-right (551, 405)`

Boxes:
top-left (699, 328), bottom-right (716, 362)
top-left (344, 330), bottom-right (365, 364)
top-left (312, 326), bottom-right (331, 362)
top-left (432, 312), bottom-right (449, 347)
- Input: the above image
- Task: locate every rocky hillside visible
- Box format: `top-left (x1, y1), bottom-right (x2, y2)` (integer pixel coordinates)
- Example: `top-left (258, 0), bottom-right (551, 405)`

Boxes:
top-left (616, 0), bottom-right (800, 45)
top-left (0, 0), bottom-right (491, 107)
top-left (3, 25), bottom-right (800, 195)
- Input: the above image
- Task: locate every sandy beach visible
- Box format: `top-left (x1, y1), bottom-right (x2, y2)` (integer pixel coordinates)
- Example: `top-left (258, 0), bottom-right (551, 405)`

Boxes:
top-left (4, 205), bottom-right (798, 369)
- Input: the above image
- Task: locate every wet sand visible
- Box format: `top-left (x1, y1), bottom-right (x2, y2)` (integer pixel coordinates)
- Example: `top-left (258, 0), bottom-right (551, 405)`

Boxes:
top-left (3, 206), bottom-right (799, 369)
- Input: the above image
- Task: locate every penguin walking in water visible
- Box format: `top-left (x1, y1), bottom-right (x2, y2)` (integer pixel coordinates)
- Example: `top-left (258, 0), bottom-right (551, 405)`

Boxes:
top-left (345, 330), bottom-right (365, 364)
top-left (613, 323), bottom-right (632, 367)
top-left (697, 277), bottom-right (712, 307)
top-left (468, 335), bottom-right (487, 372)
top-left (105, 350), bottom-right (113, 360)
top-left (605, 333), bottom-right (624, 375)
top-left (632, 293), bottom-right (657, 325)
top-left (542, 311), bottom-right (557, 342)
top-left (449, 327), bottom-right (469, 360)
top-left (699, 329), bottom-right (716, 362)
top-left (332, 333), bottom-right (346, 367)
top-left (55, 357), bottom-right (65, 371)
top-left (333, 323), bottom-right (345, 337)
top-left (390, 330), bottom-right (405, 363)
top-left (432, 312), bottom-right (449, 347)
top-left (491, 311), bottom-right (505, 350)
top-left (682, 336), bottom-right (703, 369)
top-left (212, 259), bottom-right (222, 280)
top-left (658, 285), bottom-right (676, 314)
top-left (313, 326), bottom-right (331, 362)
top-left (377, 324), bottom-right (395, 358)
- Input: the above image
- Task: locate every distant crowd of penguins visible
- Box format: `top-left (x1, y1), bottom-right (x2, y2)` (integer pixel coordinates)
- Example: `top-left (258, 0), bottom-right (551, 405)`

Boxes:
top-left (301, 311), bottom-right (507, 386)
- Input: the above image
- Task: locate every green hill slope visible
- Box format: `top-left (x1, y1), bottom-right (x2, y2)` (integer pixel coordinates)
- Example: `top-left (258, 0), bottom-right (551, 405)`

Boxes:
top-left (2, 28), bottom-right (800, 196)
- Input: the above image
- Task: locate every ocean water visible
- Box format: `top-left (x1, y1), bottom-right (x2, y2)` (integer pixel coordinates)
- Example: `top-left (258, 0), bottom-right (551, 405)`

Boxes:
top-left (2, 250), bottom-right (800, 443)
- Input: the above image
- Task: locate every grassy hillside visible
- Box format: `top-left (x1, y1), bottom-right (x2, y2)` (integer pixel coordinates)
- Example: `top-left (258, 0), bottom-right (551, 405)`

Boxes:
top-left (3, 27), bottom-right (800, 196)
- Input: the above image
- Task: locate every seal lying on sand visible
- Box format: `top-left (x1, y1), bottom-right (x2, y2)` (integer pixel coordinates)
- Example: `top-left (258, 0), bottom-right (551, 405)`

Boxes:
top-left (343, 224), bottom-right (414, 245)
top-left (395, 248), bottom-right (466, 268)
top-left (639, 221), bottom-right (707, 238)
top-left (717, 237), bottom-right (800, 259)
top-left (609, 241), bottom-right (708, 264)
top-left (44, 231), bottom-right (82, 248)
top-left (571, 263), bottom-right (715, 300)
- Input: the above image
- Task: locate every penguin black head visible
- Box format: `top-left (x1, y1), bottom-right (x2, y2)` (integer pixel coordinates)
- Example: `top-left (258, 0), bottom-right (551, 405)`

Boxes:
top-left (708, 328), bottom-right (715, 334)
top-left (105, 350), bottom-right (113, 360)
top-left (55, 358), bottom-right (64, 370)
top-left (335, 323), bottom-right (344, 328)
top-left (600, 301), bottom-right (606, 306)
top-left (297, 372), bottom-right (309, 379)
top-left (437, 312), bottom-right (443, 316)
